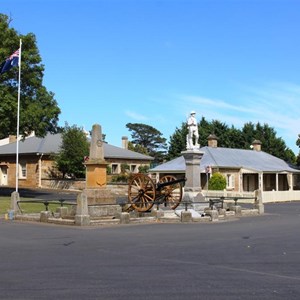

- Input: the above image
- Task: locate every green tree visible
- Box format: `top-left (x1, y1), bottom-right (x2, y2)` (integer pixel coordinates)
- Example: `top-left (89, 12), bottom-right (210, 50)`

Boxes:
top-left (166, 122), bottom-right (187, 160)
top-left (241, 122), bottom-right (296, 164)
top-left (128, 141), bottom-right (149, 155)
top-left (54, 124), bottom-right (89, 178)
top-left (0, 14), bottom-right (60, 139)
top-left (126, 123), bottom-right (167, 163)
top-left (167, 117), bottom-right (296, 164)
top-left (208, 172), bottom-right (226, 190)
top-left (296, 134), bottom-right (300, 166)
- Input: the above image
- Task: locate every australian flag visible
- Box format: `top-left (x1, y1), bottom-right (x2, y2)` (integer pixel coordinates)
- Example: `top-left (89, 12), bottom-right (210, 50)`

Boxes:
top-left (0, 49), bottom-right (19, 74)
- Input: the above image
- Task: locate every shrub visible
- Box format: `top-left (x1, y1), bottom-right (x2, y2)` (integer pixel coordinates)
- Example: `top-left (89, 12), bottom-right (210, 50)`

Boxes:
top-left (111, 174), bottom-right (129, 183)
top-left (138, 165), bottom-right (149, 173)
top-left (208, 172), bottom-right (226, 190)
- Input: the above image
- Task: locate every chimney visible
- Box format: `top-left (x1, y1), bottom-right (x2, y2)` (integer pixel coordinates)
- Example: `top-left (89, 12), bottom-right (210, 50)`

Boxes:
top-left (207, 134), bottom-right (218, 148)
top-left (9, 135), bottom-right (17, 143)
top-left (122, 136), bottom-right (128, 149)
top-left (252, 139), bottom-right (262, 151)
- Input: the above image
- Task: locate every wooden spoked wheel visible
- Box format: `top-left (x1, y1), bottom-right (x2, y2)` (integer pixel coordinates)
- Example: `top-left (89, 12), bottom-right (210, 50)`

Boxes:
top-left (128, 173), bottom-right (156, 212)
top-left (159, 175), bottom-right (183, 210)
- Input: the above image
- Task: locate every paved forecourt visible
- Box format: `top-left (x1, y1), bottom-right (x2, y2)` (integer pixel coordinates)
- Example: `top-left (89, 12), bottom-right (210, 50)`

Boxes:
top-left (0, 201), bottom-right (300, 300)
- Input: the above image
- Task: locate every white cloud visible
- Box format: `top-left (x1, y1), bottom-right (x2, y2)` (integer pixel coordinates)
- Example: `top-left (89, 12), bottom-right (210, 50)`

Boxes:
top-left (174, 82), bottom-right (300, 153)
top-left (125, 110), bottom-right (149, 121)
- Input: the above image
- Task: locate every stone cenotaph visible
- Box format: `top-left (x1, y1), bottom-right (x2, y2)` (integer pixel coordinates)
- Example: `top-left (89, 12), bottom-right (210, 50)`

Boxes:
top-left (182, 111), bottom-right (205, 211)
top-left (85, 123), bottom-right (107, 188)
top-left (82, 124), bottom-right (121, 217)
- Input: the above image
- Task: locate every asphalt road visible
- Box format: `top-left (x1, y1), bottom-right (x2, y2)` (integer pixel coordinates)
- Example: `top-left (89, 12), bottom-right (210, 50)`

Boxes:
top-left (0, 202), bottom-right (300, 300)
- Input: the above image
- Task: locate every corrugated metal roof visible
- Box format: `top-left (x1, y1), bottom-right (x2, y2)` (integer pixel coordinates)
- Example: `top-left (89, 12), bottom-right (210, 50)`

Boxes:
top-left (0, 133), bottom-right (153, 161)
top-left (151, 146), bottom-right (298, 173)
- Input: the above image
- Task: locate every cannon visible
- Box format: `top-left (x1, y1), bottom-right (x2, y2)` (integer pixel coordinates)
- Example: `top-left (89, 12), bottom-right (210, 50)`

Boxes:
top-left (128, 173), bottom-right (186, 212)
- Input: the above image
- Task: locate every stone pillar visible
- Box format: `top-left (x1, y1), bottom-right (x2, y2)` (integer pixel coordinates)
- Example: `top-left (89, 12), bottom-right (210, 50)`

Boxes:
top-left (254, 189), bottom-right (264, 214)
top-left (181, 150), bottom-right (204, 192)
top-left (181, 210), bottom-right (192, 222)
top-left (85, 124), bottom-right (108, 188)
top-left (229, 205), bottom-right (242, 216)
top-left (89, 124), bottom-right (104, 160)
top-left (75, 192), bottom-right (90, 226)
top-left (181, 150), bottom-right (205, 211)
top-left (120, 212), bottom-right (130, 224)
top-left (10, 191), bottom-right (21, 215)
top-left (204, 209), bottom-right (219, 221)
top-left (40, 211), bottom-right (51, 222)
top-left (56, 206), bottom-right (68, 218)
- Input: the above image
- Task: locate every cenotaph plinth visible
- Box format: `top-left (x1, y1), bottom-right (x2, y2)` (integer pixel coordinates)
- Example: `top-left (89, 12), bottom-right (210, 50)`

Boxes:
top-left (181, 111), bottom-right (205, 211)
top-left (81, 124), bottom-right (122, 218)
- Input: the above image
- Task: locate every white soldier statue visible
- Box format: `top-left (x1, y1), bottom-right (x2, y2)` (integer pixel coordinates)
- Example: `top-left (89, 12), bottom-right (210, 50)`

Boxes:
top-left (186, 111), bottom-right (200, 149)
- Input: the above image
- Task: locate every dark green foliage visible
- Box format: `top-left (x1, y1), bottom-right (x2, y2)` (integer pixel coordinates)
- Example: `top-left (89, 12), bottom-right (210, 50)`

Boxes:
top-left (208, 172), bottom-right (226, 190)
top-left (166, 122), bottom-right (187, 160)
top-left (111, 174), bottom-right (129, 183)
top-left (127, 141), bottom-right (149, 155)
top-left (167, 116), bottom-right (296, 164)
top-left (296, 134), bottom-right (300, 167)
top-left (106, 165), bottom-right (112, 175)
top-left (126, 123), bottom-right (167, 163)
top-left (138, 165), bottom-right (150, 173)
top-left (54, 124), bottom-right (89, 178)
top-left (241, 122), bottom-right (295, 163)
top-left (120, 163), bottom-right (130, 173)
top-left (0, 14), bottom-right (60, 139)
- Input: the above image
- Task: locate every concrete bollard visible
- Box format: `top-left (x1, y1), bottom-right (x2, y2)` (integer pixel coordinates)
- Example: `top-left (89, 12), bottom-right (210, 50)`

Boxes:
top-left (181, 210), bottom-right (192, 222)
top-left (205, 209), bottom-right (219, 221)
top-left (40, 211), bottom-right (51, 222)
top-left (254, 190), bottom-right (264, 214)
top-left (75, 192), bottom-right (90, 226)
top-left (151, 208), bottom-right (164, 220)
top-left (120, 212), bottom-right (130, 224)
top-left (10, 191), bottom-right (21, 215)
top-left (230, 205), bottom-right (242, 216)
top-left (56, 206), bottom-right (68, 218)
top-left (218, 208), bottom-right (226, 216)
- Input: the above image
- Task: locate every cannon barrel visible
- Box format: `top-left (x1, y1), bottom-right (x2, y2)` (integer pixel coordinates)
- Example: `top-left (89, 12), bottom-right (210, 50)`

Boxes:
top-left (156, 177), bottom-right (186, 190)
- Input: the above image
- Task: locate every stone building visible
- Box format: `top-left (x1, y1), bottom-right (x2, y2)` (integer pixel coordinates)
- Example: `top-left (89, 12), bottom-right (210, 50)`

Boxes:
top-left (0, 133), bottom-right (153, 188)
top-left (150, 135), bottom-right (300, 202)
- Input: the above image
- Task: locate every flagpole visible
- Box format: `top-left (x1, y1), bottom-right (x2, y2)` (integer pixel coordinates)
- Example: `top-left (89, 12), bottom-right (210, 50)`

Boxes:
top-left (15, 39), bottom-right (22, 193)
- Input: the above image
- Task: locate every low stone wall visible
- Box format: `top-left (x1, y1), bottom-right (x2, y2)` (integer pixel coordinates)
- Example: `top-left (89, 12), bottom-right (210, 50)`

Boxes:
top-left (41, 179), bottom-right (128, 194)
top-left (89, 205), bottom-right (121, 217)
top-left (41, 179), bottom-right (85, 190)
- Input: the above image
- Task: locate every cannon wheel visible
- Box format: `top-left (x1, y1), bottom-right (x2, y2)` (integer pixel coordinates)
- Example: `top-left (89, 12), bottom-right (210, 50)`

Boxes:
top-left (159, 175), bottom-right (183, 210)
top-left (128, 173), bottom-right (156, 212)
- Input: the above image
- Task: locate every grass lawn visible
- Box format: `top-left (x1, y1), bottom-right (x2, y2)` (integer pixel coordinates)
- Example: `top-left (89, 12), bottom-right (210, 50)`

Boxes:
top-left (0, 196), bottom-right (63, 214)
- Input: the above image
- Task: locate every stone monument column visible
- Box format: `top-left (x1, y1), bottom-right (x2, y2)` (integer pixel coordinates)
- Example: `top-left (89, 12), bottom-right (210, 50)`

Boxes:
top-left (181, 149), bottom-right (205, 211)
top-left (85, 124), bottom-right (108, 188)
top-left (181, 111), bottom-right (205, 211)
top-left (181, 150), bottom-right (204, 192)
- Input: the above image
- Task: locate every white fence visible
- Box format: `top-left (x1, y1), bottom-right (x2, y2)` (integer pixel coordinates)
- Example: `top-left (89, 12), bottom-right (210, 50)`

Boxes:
top-left (261, 190), bottom-right (300, 203)
top-left (204, 190), bottom-right (300, 203)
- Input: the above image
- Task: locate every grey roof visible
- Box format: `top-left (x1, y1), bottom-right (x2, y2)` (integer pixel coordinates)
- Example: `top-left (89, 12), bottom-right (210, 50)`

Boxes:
top-left (0, 133), bottom-right (153, 161)
top-left (151, 146), bottom-right (298, 173)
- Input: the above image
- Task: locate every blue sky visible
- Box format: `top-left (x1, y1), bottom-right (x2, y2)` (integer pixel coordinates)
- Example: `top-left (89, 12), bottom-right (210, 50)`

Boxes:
top-left (2, 0), bottom-right (300, 154)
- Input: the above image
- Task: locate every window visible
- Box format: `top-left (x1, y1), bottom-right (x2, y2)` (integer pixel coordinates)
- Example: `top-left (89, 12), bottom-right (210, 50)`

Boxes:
top-left (111, 164), bottom-right (119, 174)
top-left (19, 162), bottom-right (27, 179)
top-left (130, 164), bottom-right (137, 173)
top-left (226, 174), bottom-right (235, 189)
